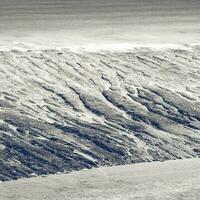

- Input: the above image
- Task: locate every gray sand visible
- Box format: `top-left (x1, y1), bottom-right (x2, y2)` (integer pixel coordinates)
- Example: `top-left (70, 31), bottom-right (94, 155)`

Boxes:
top-left (1, 158), bottom-right (200, 200)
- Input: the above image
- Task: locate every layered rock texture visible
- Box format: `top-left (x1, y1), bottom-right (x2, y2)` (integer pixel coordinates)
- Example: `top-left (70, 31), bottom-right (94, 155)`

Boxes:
top-left (0, 46), bottom-right (200, 181)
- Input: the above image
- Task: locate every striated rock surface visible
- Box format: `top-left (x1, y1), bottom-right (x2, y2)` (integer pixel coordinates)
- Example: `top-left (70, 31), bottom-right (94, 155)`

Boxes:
top-left (0, 46), bottom-right (200, 181)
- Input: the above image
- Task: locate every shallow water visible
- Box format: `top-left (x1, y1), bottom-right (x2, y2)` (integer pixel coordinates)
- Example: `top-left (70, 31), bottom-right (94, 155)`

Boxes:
top-left (0, 0), bottom-right (200, 48)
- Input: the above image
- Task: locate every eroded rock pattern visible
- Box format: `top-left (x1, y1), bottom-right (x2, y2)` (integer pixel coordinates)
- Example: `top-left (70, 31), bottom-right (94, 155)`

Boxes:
top-left (0, 46), bottom-right (200, 181)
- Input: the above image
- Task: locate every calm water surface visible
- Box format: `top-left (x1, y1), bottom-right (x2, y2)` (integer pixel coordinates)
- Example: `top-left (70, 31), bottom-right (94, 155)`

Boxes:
top-left (0, 0), bottom-right (200, 48)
